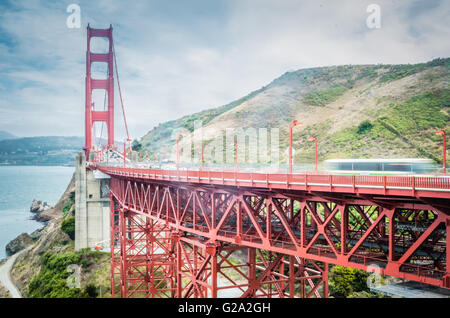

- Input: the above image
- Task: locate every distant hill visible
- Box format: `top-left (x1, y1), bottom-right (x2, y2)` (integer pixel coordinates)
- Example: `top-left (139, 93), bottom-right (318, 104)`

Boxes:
top-left (0, 136), bottom-right (84, 166)
top-left (0, 131), bottom-right (16, 141)
top-left (140, 58), bottom-right (450, 165)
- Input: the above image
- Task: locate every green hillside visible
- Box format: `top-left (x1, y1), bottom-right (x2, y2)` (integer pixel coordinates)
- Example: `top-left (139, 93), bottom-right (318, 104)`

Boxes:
top-left (0, 136), bottom-right (84, 166)
top-left (138, 58), bottom-right (450, 166)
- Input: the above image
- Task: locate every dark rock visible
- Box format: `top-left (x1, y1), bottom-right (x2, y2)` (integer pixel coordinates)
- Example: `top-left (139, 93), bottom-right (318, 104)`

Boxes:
top-left (5, 233), bottom-right (34, 255)
top-left (30, 199), bottom-right (41, 212)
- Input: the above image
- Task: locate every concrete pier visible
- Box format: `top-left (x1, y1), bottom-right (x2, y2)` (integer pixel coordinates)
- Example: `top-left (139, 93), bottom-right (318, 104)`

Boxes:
top-left (75, 152), bottom-right (110, 250)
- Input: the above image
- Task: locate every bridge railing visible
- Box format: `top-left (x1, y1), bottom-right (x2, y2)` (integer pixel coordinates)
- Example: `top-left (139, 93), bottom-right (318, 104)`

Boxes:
top-left (97, 165), bottom-right (450, 195)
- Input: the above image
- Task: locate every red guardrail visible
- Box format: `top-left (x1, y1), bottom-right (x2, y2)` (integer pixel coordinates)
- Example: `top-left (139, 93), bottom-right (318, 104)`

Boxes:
top-left (96, 165), bottom-right (450, 198)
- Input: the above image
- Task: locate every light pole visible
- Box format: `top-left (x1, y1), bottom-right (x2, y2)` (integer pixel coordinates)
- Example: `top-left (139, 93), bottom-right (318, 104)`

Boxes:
top-left (289, 120), bottom-right (302, 174)
top-left (176, 131), bottom-right (187, 169)
top-left (436, 130), bottom-right (446, 174)
top-left (308, 136), bottom-right (318, 172)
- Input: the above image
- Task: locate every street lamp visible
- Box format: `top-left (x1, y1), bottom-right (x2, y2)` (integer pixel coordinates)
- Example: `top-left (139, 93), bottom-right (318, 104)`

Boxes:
top-left (176, 131), bottom-right (187, 169)
top-left (435, 130), bottom-right (446, 174)
top-left (308, 136), bottom-right (318, 172)
top-left (289, 120), bottom-right (302, 173)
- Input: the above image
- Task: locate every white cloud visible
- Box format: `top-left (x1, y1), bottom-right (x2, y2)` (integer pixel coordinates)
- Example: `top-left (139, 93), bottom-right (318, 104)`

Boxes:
top-left (0, 0), bottom-right (448, 139)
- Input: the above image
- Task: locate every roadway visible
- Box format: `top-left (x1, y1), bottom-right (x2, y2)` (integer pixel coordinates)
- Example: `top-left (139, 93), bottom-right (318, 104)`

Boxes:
top-left (0, 247), bottom-right (31, 298)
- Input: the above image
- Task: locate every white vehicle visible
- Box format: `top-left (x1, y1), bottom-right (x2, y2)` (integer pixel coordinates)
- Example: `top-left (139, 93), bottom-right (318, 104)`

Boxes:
top-left (324, 158), bottom-right (435, 175)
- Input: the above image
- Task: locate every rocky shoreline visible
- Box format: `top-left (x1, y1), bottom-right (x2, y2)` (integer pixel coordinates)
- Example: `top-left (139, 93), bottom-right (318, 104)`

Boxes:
top-left (4, 199), bottom-right (54, 257)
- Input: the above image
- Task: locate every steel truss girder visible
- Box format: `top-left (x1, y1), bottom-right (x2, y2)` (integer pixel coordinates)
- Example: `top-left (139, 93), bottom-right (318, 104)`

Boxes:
top-left (109, 177), bottom-right (450, 291)
top-left (111, 206), bottom-right (328, 299)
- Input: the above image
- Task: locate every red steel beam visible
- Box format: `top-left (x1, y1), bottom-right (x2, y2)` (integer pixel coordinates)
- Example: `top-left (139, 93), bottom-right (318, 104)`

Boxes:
top-left (108, 176), bottom-right (450, 290)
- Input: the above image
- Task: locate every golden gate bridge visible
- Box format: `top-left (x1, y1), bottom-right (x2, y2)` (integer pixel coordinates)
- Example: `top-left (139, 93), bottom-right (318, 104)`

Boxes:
top-left (83, 25), bottom-right (449, 298)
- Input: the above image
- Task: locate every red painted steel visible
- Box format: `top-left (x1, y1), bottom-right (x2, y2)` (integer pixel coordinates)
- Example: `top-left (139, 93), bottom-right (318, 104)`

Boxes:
top-left (97, 166), bottom-right (450, 200)
top-left (99, 165), bottom-right (450, 294)
top-left (85, 25), bottom-right (114, 159)
top-left (109, 196), bottom-right (329, 298)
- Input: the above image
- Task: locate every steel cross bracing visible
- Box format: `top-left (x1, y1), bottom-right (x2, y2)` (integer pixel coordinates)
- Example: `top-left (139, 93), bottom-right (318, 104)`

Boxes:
top-left (84, 26), bottom-right (450, 298)
top-left (109, 199), bottom-right (328, 298)
top-left (100, 164), bottom-right (450, 298)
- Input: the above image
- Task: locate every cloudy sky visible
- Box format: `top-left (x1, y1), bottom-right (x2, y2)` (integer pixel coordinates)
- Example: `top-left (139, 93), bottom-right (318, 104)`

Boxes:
top-left (0, 0), bottom-right (449, 140)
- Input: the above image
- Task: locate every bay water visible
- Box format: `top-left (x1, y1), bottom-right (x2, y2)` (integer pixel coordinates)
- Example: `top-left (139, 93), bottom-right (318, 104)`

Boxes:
top-left (0, 166), bottom-right (74, 260)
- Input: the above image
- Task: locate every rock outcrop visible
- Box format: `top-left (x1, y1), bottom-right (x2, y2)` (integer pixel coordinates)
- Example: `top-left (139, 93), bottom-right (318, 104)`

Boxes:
top-left (5, 233), bottom-right (34, 256)
top-left (30, 200), bottom-right (52, 213)
top-left (30, 200), bottom-right (55, 222)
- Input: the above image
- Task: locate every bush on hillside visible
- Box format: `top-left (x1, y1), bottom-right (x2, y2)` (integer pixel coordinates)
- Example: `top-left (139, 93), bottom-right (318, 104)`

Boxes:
top-left (329, 265), bottom-right (374, 298)
top-left (357, 120), bottom-right (373, 134)
top-left (61, 217), bottom-right (75, 240)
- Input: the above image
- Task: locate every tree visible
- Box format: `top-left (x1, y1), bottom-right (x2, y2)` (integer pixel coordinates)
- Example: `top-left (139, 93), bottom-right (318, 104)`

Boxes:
top-left (329, 265), bottom-right (372, 298)
top-left (131, 139), bottom-right (143, 152)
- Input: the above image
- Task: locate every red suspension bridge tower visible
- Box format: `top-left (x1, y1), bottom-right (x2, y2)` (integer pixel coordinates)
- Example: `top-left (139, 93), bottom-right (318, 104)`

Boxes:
top-left (84, 25), bottom-right (114, 160)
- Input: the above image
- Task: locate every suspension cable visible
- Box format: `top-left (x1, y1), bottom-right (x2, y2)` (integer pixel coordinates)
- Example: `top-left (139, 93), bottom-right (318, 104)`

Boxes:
top-left (112, 40), bottom-right (131, 145)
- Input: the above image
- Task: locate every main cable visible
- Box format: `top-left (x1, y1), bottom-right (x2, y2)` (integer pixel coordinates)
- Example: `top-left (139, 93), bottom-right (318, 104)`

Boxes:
top-left (112, 40), bottom-right (131, 145)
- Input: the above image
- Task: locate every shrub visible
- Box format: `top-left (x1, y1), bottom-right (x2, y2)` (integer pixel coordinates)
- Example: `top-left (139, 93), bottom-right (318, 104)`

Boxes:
top-left (61, 217), bottom-right (75, 240)
top-left (85, 284), bottom-right (98, 298)
top-left (81, 259), bottom-right (90, 268)
top-left (357, 120), bottom-right (373, 134)
top-left (329, 265), bottom-right (372, 298)
top-left (29, 252), bottom-right (84, 298)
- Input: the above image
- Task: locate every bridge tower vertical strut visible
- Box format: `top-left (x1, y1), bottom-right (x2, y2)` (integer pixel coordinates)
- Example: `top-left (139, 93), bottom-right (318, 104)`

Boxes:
top-left (85, 25), bottom-right (114, 159)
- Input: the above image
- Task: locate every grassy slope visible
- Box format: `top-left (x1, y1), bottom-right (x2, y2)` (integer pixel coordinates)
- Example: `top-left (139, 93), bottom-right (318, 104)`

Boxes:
top-left (139, 58), bottom-right (450, 164)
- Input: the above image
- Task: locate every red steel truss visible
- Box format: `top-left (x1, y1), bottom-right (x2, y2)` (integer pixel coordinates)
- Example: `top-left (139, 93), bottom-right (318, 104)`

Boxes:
top-left (85, 25), bottom-right (115, 159)
top-left (102, 169), bottom-right (450, 297)
top-left (109, 207), bottom-right (328, 298)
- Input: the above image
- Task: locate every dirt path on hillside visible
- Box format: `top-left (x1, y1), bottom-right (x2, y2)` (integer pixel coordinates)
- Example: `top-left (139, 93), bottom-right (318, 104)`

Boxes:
top-left (0, 246), bottom-right (32, 298)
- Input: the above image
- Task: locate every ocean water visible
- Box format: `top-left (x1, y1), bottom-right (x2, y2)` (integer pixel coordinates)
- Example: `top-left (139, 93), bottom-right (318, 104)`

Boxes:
top-left (0, 166), bottom-right (74, 260)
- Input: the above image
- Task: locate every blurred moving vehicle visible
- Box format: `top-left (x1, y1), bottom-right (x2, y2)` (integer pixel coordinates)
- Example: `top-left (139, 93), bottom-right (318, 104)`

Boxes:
top-left (324, 158), bottom-right (436, 175)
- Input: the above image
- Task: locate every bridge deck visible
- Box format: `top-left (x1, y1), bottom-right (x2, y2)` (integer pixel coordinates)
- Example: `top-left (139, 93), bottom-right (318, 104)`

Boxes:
top-left (96, 165), bottom-right (450, 201)
top-left (97, 163), bottom-right (450, 292)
